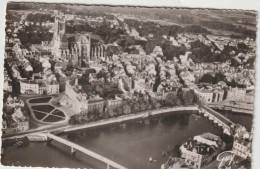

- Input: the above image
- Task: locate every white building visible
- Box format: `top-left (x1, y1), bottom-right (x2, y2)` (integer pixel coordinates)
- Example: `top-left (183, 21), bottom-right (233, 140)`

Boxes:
top-left (47, 81), bottom-right (60, 94)
top-left (60, 80), bottom-right (88, 114)
top-left (20, 80), bottom-right (59, 95)
top-left (20, 80), bottom-right (39, 94)
top-left (194, 89), bottom-right (213, 103)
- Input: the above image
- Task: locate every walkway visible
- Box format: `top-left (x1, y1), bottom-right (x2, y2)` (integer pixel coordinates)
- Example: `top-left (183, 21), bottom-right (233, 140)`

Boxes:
top-left (46, 133), bottom-right (127, 169)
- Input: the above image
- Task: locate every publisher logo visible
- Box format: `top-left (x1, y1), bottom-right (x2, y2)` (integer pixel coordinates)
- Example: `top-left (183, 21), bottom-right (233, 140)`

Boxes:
top-left (217, 151), bottom-right (235, 169)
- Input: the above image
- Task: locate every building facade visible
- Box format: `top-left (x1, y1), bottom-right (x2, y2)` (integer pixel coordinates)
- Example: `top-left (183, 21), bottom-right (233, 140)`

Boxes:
top-left (232, 126), bottom-right (253, 160)
top-left (180, 133), bottom-right (225, 169)
top-left (226, 87), bottom-right (246, 101)
top-left (20, 80), bottom-right (59, 95)
top-left (194, 89), bottom-right (214, 103)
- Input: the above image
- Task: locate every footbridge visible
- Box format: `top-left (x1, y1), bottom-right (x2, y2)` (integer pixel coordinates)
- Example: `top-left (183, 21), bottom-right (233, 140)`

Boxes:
top-left (46, 132), bottom-right (127, 169)
top-left (198, 105), bottom-right (235, 135)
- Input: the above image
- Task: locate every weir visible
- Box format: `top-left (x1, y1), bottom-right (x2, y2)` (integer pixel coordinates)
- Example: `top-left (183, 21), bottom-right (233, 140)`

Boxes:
top-left (46, 133), bottom-right (127, 169)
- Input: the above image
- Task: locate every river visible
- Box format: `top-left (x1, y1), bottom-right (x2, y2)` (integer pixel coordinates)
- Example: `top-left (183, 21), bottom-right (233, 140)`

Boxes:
top-left (1, 111), bottom-right (253, 169)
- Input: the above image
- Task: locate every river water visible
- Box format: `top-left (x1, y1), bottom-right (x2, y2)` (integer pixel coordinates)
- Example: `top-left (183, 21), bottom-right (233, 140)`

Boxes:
top-left (2, 111), bottom-right (253, 169)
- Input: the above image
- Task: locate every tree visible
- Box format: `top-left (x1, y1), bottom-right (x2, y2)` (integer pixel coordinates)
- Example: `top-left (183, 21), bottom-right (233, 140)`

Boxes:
top-left (12, 78), bottom-right (20, 95)
top-left (131, 101), bottom-right (140, 113)
top-left (150, 98), bottom-right (161, 109)
top-left (214, 73), bottom-right (226, 84)
top-left (182, 90), bottom-right (196, 106)
top-left (164, 92), bottom-right (182, 106)
top-left (199, 73), bottom-right (215, 83)
top-left (27, 58), bottom-right (43, 73)
top-left (106, 107), bottom-right (117, 117)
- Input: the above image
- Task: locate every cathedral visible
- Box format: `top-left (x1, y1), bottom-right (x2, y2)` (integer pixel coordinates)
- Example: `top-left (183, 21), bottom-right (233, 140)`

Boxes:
top-left (51, 15), bottom-right (106, 67)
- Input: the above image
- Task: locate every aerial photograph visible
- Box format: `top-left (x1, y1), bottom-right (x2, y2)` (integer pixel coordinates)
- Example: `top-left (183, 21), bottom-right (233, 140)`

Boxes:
top-left (1, 2), bottom-right (257, 169)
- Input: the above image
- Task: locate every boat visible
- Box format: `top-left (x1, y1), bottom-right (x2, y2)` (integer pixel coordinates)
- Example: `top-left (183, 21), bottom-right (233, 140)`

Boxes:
top-left (149, 157), bottom-right (153, 162)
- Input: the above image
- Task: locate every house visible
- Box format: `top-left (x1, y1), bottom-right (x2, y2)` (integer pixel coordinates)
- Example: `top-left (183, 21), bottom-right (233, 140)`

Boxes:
top-left (88, 95), bottom-right (105, 113)
top-left (47, 80), bottom-right (60, 94)
top-left (11, 108), bottom-right (29, 132)
top-left (245, 93), bottom-right (254, 103)
top-left (232, 125), bottom-right (253, 160)
top-left (24, 62), bottom-right (33, 72)
top-left (3, 78), bottom-right (12, 92)
top-left (107, 96), bottom-right (123, 109)
top-left (42, 59), bottom-right (51, 69)
top-left (179, 51), bottom-right (192, 64)
top-left (152, 46), bottom-right (163, 56)
top-left (6, 96), bottom-right (24, 110)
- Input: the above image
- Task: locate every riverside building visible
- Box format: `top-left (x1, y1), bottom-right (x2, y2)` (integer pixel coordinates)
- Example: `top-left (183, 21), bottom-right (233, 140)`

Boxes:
top-left (180, 133), bottom-right (225, 169)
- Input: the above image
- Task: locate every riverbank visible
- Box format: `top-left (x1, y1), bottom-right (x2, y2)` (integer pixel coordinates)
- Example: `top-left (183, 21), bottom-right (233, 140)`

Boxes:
top-left (2, 109), bottom-right (252, 169)
top-left (2, 136), bottom-right (29, 149)
top-left (52, 106), bottom-right (199, 134)
top-left (2, 106), bottom-right (198, 142)
top-left (2, 112), bottom-right (222, 169)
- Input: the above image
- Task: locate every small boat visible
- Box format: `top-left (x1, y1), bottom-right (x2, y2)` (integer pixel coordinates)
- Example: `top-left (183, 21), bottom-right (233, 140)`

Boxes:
top-left (149, 157), bottom-right (153, 162)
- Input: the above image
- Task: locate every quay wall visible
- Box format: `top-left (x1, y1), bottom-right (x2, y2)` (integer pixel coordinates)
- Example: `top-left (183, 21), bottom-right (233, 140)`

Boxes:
top-left (60, 106), bottom-right (199, 133)
top-left (2, 106), bottom-right (199, 141)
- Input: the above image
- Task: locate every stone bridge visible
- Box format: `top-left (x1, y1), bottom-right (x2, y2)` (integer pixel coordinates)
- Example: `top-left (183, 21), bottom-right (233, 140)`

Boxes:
top-left (198, 105), bottom-right (235, 135)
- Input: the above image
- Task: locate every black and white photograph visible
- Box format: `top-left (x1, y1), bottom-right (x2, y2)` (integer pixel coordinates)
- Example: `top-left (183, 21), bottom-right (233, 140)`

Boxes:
top-left (0, 1), bottom-right (258, 169)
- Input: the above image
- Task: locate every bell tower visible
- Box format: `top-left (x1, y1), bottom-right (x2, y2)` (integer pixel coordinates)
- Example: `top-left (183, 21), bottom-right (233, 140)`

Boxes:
top-left (52, 16), bottom-right (66, 59)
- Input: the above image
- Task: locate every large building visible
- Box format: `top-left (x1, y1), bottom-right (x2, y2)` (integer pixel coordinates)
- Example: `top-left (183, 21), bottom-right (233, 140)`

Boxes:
top-left (180, 133), bottom-right (225, 169)
top-left (51, 15), bottom-right (106, 67)
top-left (226, 87), bottom-right (246, 101)
top-left (194, 88), bottom-right (224, 103)
top-left (194, 89), bottom-right (214, 103)
top-left (20, 80), bottom-right (59, 95)
top-left (59, 79), bottom-right (88, 114)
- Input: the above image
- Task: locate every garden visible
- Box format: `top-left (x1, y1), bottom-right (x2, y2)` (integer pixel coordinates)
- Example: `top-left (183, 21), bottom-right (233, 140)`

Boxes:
top-left (29, 97), bottom-right (67, 123)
